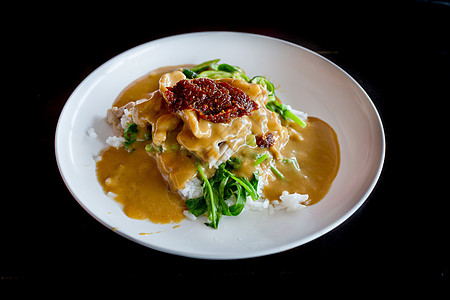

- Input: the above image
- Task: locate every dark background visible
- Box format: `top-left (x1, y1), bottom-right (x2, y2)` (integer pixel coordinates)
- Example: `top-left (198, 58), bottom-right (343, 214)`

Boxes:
top-left (4, 0), bottom-right (449, 291)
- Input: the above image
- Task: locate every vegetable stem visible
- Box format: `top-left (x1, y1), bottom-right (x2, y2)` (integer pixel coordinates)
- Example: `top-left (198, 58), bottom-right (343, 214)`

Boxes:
top-left (181, 69), bottom-right (198, 78)
top-left (270, 164), bottom-right (285, 180)
top-left (253, 153), bottom-right (269, 166)
top-left (198, 70), bottom-right (234, 79)
top-left (223, 169), bottom-right (258, 201)
top-left (284, 109), bottom-right (307, 128)
top-left (190, 59), bottom-right (221, 73)
top-left (266, 100), bottom-right (307, 128)
top-left (196, 162), bottom-right (219, 229)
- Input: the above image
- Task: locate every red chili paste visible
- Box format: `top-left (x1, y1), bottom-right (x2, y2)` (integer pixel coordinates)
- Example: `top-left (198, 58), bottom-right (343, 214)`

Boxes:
top-left (164, 78), bottom-right (258, 123)
top-left (256, 132), bottom-right (275, 148)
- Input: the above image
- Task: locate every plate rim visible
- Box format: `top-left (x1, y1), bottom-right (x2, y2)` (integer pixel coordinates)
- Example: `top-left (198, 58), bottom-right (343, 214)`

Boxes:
top-left (55, 31), bottom-right (386, 259)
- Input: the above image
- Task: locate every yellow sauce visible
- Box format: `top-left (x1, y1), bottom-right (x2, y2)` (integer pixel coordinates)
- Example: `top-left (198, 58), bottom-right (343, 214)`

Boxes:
top-left (114, 65), bottom-right (193, 108)
top-left (96, 142), bottom-right (185, 223)
top-left (263, 117), bottom-right (340, 204)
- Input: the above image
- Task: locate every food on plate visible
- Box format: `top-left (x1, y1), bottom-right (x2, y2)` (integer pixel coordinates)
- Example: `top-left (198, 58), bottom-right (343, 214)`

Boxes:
top-left (95, 59), bottom-right (340, 228)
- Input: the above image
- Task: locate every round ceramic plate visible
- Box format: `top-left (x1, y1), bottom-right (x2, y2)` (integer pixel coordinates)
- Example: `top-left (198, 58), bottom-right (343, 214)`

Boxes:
top-left (55, 32), bottom-right (385, 259)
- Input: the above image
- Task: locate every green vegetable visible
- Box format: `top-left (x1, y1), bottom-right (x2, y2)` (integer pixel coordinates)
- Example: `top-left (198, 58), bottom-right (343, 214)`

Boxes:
top-left (233, 72), bottom-right (251, 82)
top-left (251, 76), bottom-right (275, 99)
top-left (215, 64), bottom-right (249, 81)
top-left (124, 122), bottom-right (138, 151)
top-left (217, 63), bottom-right (240, 73)
top-left (226, 157), bottom-right (242, 170)
top-left (187, 158), bottom-right (259, 229)
top-left (270, 164), bottom-right (284, 180)
top-left (246, 134), bottom-right (256, 146)
top-left (198, 70), bottom-right (234, 79)
top-left (185, 196), bottom-right (207, 217)
top-left (145, 143), bottom-right (162, 153)
top-left (209, 62), bottom-right (219, 70)
top-left (181, 69), bottom-right (198, 79)
top-left (283, 157), bottom-right (300, 171)
top-left (170, 143), bottom-right (180, 151)
top-left (266, 99), bottom-right (307, 128)
top-left (181, 59), bottom-right (220, 79)
top-left (184, 59), bottom-right (251, 81)
top-left (222, 169), bottom-right (258, 202)
top-left (190, 59), bottom-right (221, 73)
top-left (250, 76), bottom-right (307, 128)
top-left (196, 162), bottom-right (221, 229)
top-left (253, 153), bottom-right (269, 166)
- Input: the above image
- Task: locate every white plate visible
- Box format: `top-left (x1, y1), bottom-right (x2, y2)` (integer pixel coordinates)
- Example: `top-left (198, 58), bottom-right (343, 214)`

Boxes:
top-left (55, 32), bottom-right (385, 259)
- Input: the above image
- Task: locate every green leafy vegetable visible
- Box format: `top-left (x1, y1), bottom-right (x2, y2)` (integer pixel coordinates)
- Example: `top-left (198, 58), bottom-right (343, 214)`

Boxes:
top-left (226, 157), bottom-right (242, 170)
top-left (222, 169), bottom-right (258, 202)
top-left (185, 196), bottom-right (207, 217)
top-left (196, 162), bottom-right (221, 229)
top-left (222, 182), bottom-right (246, 216)
top-left (124, 122), bottom-right (138, 151)
top-left (188, 158), bottom-right (259, 229)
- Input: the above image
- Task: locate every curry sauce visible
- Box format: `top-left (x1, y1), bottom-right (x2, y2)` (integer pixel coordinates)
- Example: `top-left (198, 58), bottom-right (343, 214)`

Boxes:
top-left (96, 142), bottom-right (186, 223)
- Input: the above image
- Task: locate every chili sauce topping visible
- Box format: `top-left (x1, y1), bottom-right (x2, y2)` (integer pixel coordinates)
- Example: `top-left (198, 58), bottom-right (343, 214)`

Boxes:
top-left (256, 132), bottom-right (275, 148)
top-left (164, 78), bottom-right (258, 123)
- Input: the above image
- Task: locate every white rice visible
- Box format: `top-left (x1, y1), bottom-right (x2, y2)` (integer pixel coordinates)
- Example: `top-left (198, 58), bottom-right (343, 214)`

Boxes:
top-left (290, 108), bottom-right (308, 122)
top-left (277, 191), bottom-right (309, 211)
top-left (86, 127), bottom-right (97, 138)
top-left (178, 177), bottom-right (203, 199)
top-left (106, 136), bottom-right (125, 148)
top-left (183, 210), bottom-right (198, 221)
top-left (120, 108), bottom-right (133, 130)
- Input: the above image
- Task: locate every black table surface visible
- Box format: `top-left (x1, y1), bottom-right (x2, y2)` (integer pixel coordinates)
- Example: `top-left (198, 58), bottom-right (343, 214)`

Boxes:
top-left (4, 0), bottom-right (449, 291)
